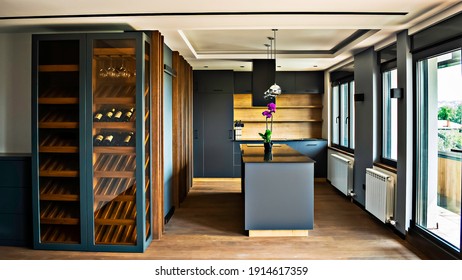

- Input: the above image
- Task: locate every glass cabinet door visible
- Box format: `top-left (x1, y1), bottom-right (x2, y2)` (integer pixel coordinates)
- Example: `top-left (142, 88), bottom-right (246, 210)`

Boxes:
top-left (91, 38), bottom-right (139, 246)
top-left (33, 37), bottom-right (85, 246)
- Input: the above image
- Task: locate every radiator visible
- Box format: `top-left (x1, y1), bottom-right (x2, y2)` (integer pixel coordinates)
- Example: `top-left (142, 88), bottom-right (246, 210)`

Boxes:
top-left (365, 168), bottom-right (395, 224)
top-left (329, 153), bottom-right (353, 196)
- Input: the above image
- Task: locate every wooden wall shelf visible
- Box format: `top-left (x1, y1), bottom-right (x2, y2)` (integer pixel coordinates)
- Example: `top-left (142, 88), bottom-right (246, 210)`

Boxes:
top-left (233, 93), bottom-right (323, 139)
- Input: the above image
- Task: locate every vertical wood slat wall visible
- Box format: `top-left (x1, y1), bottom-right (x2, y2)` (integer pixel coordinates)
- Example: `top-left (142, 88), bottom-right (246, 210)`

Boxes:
top-left (172, 51), bottom-right (193, 207)
top-left (150, 31), bottom-right (164, 240)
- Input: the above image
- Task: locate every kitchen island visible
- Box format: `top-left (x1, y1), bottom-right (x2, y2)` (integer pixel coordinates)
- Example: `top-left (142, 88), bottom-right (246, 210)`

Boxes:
top-left (241, 144), bottom-right (315, 237)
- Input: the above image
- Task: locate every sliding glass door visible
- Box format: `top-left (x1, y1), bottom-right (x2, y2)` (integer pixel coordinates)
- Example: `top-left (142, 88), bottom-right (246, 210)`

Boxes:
top-left (416, 48), bottom-right (461, 251)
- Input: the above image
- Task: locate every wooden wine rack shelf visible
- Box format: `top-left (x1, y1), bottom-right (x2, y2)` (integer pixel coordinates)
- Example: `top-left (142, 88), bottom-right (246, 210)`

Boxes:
top-left (93, 85), bottom-right (136, 105)
top-left (39, 110), bottom-right (79, 129)
top-left (40, 203), bottom-right (80, 225)
top-left (39, 155), bottom-right (79, 177)
top-left (95, 224), bottom-right (136, 245)
top-left (93, 48), bottom-right (135, 56)
top-left (39, 134), bottom-right (79, 153)
top-left (39, 64), bottom-right (79, 72)
top-left (94, 146), bottom-right (136, 154)
top-left (93, 154), bottom-right (136, 177)
top-left (93, 122), bottom-right (135, 129)
top-left (40, 225), bottom-right (80, 244)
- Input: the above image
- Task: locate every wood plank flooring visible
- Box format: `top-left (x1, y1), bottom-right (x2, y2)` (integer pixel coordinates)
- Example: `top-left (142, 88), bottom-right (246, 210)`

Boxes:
top-left (0, 178), bottom-right (426, 259)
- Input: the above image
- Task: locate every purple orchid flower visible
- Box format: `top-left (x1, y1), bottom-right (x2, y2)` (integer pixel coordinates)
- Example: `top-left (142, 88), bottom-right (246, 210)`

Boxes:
top-left (262, 110), bottom-right (272, 118)
top-left (267, 102), bottom-right (276, 113)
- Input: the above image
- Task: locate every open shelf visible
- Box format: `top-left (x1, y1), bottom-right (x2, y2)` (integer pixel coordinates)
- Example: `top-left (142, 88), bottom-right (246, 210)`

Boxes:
top-left (39, 65), bottom-right (79, 72)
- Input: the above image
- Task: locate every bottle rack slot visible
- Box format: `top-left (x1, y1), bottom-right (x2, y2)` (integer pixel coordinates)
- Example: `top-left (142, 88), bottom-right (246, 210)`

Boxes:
top-left (39, 87), bottom-right (79, 104)
top-left (93, 84), bottom-right (136, 103)
top-left (94, 224), bottom-right (136, 245)
top-left (39, 132), bottom-right (79, 153)
top-left (39, 107), bottom-right (79, 129)
top-left (94, 200), bottom-right (136, 224)
top-left (39, 155), bottom-right (79, 177)
top-left (94, 178), bottom-right (136, 201)
top-left (93, 154), bottom-right (136, 178)
top-left (40, 178), bottom-right (79, 201)
top-left (40, 224), bottom-right (80, 244)
top-left (40, 201), bottom-right (80, 225)
top-left (93, 131), bottom-right (135, 147)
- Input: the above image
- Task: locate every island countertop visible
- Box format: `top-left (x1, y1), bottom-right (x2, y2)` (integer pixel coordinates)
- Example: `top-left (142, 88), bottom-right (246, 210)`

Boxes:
top-left (241, 144), bottom-right (315, 163)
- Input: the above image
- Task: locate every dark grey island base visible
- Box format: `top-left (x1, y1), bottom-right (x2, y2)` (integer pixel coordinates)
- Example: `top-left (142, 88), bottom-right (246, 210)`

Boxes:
top-left (241, 144), bottom-right (315, 237)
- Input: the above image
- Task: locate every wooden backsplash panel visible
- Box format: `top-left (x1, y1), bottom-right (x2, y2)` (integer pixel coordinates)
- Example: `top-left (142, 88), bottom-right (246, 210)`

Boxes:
top-left (234, 108), bottom-right (322, 122)
top-left (240, 122), bottom-right (322, 140)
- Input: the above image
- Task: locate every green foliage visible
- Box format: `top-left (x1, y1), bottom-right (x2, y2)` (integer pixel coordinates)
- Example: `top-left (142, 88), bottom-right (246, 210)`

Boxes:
top-left (449, 104), bottom-right (462, 124)
top-left (258, 129), bottom-right (272, 143)
top-left (438, 106), bottom-right (453, 121)
top-left (438, 129), bottom-right (462, 151)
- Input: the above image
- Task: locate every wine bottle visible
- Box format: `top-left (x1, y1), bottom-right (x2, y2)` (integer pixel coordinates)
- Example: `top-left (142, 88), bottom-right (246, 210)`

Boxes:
top-left (104, 108), bottom-right (116, 121)
top-left (113, 109), bottom-right (123, 122)
top-left (122, 132), bottom-right (134, 146)
top-left (94, 110), bottom-right (104, 122)
top-left (94, 134), bottom-right (104, 146)
top-left (102, 134), bottom-right (114, 146)
top-left (122, 108), bottom-right (135, 122)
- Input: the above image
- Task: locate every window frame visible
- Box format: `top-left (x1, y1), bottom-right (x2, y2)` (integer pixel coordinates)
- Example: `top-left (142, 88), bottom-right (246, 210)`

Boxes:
top-left (331, 75), bottom-right (355, 153)
top-left (380, 60), bottom-right (398, 168)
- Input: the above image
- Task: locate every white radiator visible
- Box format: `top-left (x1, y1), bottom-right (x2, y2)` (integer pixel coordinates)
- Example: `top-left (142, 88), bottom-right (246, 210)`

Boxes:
top-left (365, 168), bottom-right (395, 224)
top-left (329, 154), bottom-right (354, 196)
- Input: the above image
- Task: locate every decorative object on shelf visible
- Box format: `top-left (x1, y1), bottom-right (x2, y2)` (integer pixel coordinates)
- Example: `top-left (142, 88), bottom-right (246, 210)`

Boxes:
top-left (259, 102), bottom-right (276, 153)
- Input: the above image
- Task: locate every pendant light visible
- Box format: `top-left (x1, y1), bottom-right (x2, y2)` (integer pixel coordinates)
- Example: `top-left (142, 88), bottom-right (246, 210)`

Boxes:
top-left (264, 29), bottom-right (282, 100)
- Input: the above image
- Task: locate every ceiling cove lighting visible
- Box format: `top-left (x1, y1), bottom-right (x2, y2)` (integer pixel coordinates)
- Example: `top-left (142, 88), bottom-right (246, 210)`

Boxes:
top-left (264, 29), bottom-right (282, 100)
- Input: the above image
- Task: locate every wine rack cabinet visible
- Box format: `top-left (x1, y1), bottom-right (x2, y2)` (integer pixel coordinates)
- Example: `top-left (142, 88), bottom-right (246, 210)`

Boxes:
top-left (32, 32), bottom-right (152, 252)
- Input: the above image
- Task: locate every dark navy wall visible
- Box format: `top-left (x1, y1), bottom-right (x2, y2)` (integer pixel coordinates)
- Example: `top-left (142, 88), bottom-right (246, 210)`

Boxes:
top-left (163, 44), bottom-right (174, 218)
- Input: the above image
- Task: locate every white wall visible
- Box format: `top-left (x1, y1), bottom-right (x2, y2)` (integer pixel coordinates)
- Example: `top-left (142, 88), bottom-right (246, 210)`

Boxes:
top-left (0, 33), bottom-right (31, 153)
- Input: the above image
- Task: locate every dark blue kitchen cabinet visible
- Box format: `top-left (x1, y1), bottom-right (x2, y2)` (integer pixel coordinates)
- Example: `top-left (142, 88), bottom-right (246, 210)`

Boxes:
top-left (234, 71), bottom-right (252, 93)
top-left (286, 140), bottom-right (327, 178)
top-left (275, 71), bottom-right (324, 94)
top-left (0, 154), bottom-right (32, 246)
top-left (193, 70), bottom-right (235, 177)
top-left (194, 70), bottom-right (235, 93)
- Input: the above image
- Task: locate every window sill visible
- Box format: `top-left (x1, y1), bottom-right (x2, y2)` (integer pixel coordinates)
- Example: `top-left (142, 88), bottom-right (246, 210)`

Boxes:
top-left (328, 146), bottom-right (354, 158)
top-left (373, 162), bottom-right (397, 174)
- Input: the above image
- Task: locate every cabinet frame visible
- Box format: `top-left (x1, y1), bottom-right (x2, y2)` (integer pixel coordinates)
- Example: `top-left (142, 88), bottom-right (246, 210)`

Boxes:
top-left (32, 32), bottom-right (152, 252)
top-left (32, 33), bottom-right (88, 251)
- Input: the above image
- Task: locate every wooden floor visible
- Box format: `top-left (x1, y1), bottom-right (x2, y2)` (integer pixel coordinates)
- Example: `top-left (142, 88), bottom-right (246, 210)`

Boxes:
top-left (0, 178), bottom-right (427, 259)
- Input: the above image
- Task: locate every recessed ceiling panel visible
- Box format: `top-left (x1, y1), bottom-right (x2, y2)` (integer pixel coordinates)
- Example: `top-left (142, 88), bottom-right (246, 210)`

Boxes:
top-left (183, 29), bottom-right (358, 54)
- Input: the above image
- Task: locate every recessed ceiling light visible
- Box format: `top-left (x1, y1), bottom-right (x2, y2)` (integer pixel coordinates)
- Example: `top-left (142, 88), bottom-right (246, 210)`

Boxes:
top-left (240, 66), bottom-right (245, 68)
top-left (277, 65), bottom-right (282, 68)
top-left (204, 65), bottom-right (209, 68)
top-left (313, 65), bottom-right (318, 68)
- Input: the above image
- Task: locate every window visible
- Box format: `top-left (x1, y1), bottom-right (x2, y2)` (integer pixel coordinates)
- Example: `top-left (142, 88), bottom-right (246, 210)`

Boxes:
top-left (416, 48), bottom-right (461, 251)
top-left (382, 68), bottom-right (398, 163)
top-left (331, 79), bottom-right (355, 152)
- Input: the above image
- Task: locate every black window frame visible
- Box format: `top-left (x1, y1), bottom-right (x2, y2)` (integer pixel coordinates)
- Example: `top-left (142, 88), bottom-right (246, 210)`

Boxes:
top-left (331, 75), bottom-right (355, 154)
top-left (380, 59), bottom-right (398, 168)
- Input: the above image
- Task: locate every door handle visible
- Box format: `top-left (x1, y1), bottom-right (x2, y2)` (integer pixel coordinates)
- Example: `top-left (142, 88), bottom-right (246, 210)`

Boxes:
top-left (194, 130), bottom-right (198, 139)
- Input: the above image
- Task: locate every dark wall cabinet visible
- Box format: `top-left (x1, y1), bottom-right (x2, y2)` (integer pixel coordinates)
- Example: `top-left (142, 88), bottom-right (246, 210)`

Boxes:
top-left (234, 71), bottom-right (252, 93)
top-left (194, 70), bottom-right (235, 93)
top-left (276, 71), bottom-right (324, 94)
top-left (32, 32), bottom-right (152, 252)
top-left (193, 70), bottom-right (234, 177)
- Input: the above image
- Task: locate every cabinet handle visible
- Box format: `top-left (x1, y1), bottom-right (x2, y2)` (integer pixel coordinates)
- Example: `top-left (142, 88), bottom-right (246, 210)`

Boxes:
top-left (305, 143), bottom-right (317, 147)
top-left (228, 130), bottom-right (233, 140)
top-left (194, 130), bottom-right (199, 139)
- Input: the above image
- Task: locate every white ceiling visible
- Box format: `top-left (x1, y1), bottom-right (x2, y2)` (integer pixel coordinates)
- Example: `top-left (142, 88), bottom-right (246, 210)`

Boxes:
top-left (1, 0), bottom-right (461, 71)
